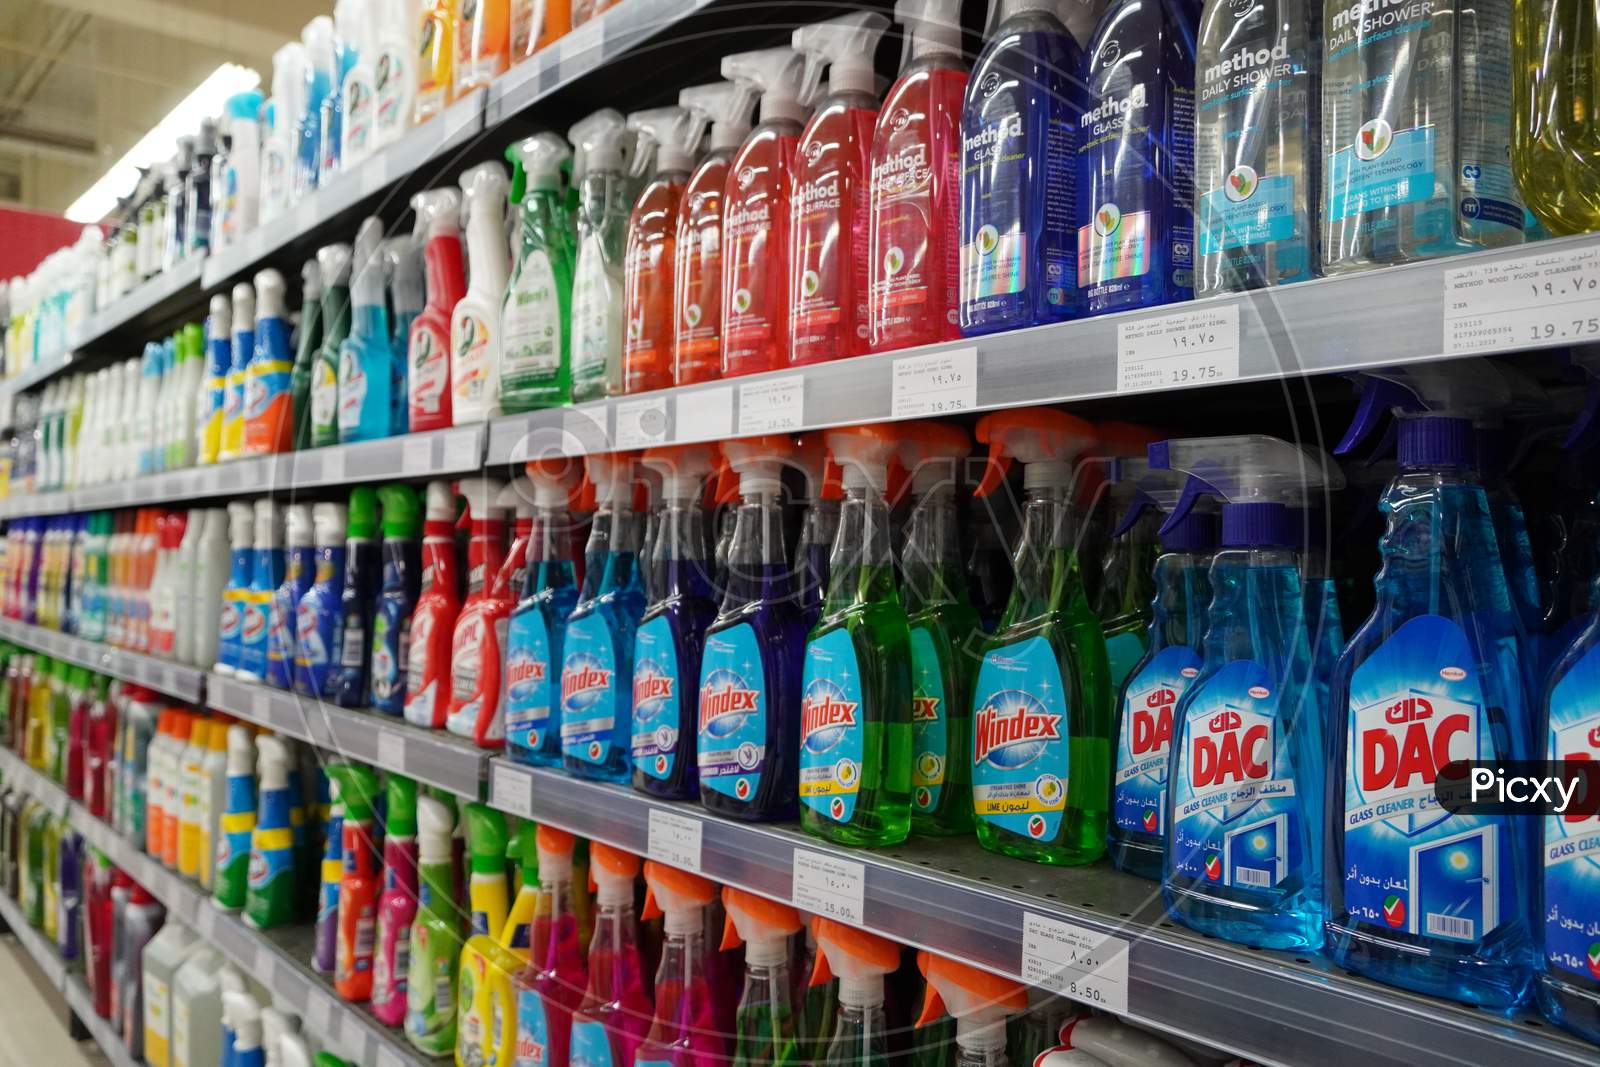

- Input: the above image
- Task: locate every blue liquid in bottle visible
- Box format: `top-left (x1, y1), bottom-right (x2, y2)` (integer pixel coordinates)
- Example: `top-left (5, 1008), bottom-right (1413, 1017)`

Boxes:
top-left (795, 498), bottom-right (839, 635)
top-left (506, 495), bottom-right (580, 767)
top-left (267, 510), bottom-right (314, 691)
top-left (238, 520), bottom-right (285, 684)
top-left (327, 489), bottom-right (380, 708)
top-left (368, 488), bottom-right (422, 717)
top-left (294, 505), bottom-right (347, 699)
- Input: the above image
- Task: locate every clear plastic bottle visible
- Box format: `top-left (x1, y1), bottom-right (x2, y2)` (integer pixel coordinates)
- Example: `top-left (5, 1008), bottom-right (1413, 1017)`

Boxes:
top-left (1513, 0), bottom-right (1600, 236)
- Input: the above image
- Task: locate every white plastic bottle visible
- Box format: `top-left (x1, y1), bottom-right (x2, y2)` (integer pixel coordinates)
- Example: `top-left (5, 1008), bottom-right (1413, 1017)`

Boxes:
top-left (223, 90), bottom-right (264, 244)
top-left (191, 509), bottom-right (231, 669)
top-left (173, 509), bottom-right (202, 664)
top-left (142, 921), bottom-right (199, 1067)
top-left (197, 721), bottom-right (227, 891)
top-left (339, 0), bottom-right (378, 170)
top-left (371, 0), bottom-right (417, 150)
top-left (262, 44), bottom-right (308, 226)
top-left (171, 945), bottom-right (224, 1067)
top-left (449, 161), bottom-right (512, 424)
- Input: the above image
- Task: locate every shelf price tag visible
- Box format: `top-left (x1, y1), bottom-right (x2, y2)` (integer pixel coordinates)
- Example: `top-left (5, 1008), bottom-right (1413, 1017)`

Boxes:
top-left (1117, 305), bottom-right (1240, 393)
top-left (675, 387), bottom-right (734, 442)
top-left (378, 731), bottom-right (407, 773)
top-left (1444, 243), bottom-right (1600, 353)
top-left (615, 397), bottom-right (671, 450)
top-left (491, 767), bottom-right (534, 819)
top-left (738, 376), bottom-right (805, 435)
top-left (647, 809), bottom-right (703, 872)
top-left (1020, 912), bottom-right (1130, 1015)
top-left (402, 435), bottom-right (433, 473)
top-left (791, 849), bottom-right (865, 925)
top-left (444, 431), bottom-right (481, 470)
top-left (892, 347), bottom-right (978, 418)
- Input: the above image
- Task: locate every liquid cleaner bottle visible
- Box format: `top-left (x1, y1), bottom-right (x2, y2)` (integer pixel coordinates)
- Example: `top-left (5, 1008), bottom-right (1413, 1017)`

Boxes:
top-left (239, 500), bottom-right (285, 684)
top-left (1513, 0), bottom-right (1600, 236)
top-left (970, 409), bottom-right (1110, 864)
top-left (329, 763), bottom-right (381, 1002)
top-left (339, 218), bottom-right (395, 443)
top-left (636, 860), bottom-right (725, 1067)
top-left (506, 459), bottom-right (582, 765)
top-left (372, 0), bottom-right (417, 147)
top-left (217, 502), bottom-right (256, 677)
top-left (312, 243), bottom-right (354, 448)
top-left (244, 269), bottom-right (294, 456)
top-left (456, 804), bottom-right (514, 1067)
top-left (623, 108), bottom-right (704, 394)
top-left (199, 297), bottom-right (231, 466)
top-left (452, 162), bottom-right (512, 423)
top-left (172, 944), bottom-right (224, 1067)
top-left (720, 887), bottom-right (804, 1066)
top-left (1077, 0), bottom-right (1197, 315)
top-left (409, 189), bottom-right (465, 431)
top-left (672, 81), bottom-right (756, 385)
top-left (1105, 464), bottom-right (1216, 881)
top-left (1324, 371), bottom-right (1536, 1003)
top-left (268, 505), bottom-right (314, 690)
top-left (387, 235), bottom-right (422, 435)
top-left (570, 843), bottom-right (651, 1067)
top-left (1091, 447), bottom-right (1164, 693)
top-left (295, 503), bottom-right (348, 698)
top-left (447, 478), bottom-right (512, 745)
top-left (1151, 435), bottom-right (1335, 949)
top-left (788, 12), bottom-right (888, 366)
top-left (177, 719), bottom-right (211, 878)
top-left (1193, 0), bottom-right (1317, 294)
top-left (515, 825), bottom-right (587, 1067)
top-left (867, 0), bottom-right (968, 353)
top-left (698, 436), bottom-right (807, 820)
top-left (415, 0), bottom-right (457, 124)
top-left (407, 796), bottom-right (463, 1056)
top-left (199, 717), bottom-right (230, 891)
top-left (570, 109), bottom-right (641, 401)
top-left (1321, 0), bottom-right (1520, 274)
top-left (313, 767), bottom-right (347, 972)
top-left (292, 260), bottom-right (325, 451)
top-left (370, 486), bottom-right (422, 716)
top-left (457, 0), bottom-right (509, 95)
top-left (501, 134), bottom-right (577, 411)
top-left (193, 510), bottom-right (231, 669)
top-left (339, 0), bottom-right (377, 170)
top-left (719, 49), bottom-right (807, 377)
top-left (221, 282), bottom-right (255, 462)
top-left (792, 434), bottom-right (843, 634)
top-left (808, 918), bottom-right (899, 1065)
top-left (213, 725), bottom-right (256, 910)
top-left (329, 488), bottom-right (381, 707)
top-left (917, 952), bottom-right (1028, 1067)
top-left (799, 425), bottom-right (913, 847)
top-left (959, 0), bottom-right (1088, 334)
top-left (894, 421), bottom-right (980, 836)
top-left (371, 774), bottom-right (419, 1024)
top-left (143, 920), bottom-right (198, 1067)
top-left (407, 482), bottom-right (462, 729)
top-left (245, 734), bottom-right (297, 928)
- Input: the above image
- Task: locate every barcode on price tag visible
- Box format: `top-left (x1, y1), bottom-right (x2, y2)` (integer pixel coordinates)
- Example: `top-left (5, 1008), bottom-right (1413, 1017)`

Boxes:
top-left (491, 767), bottom-right (534, 818)
top-left (791, 849), bottom-right (865, 925)
top-left (402, 435), bottom-right (433, 473)
top-left (647, 809), bottom-right (703, 872)
top-left (1443, 244), bottom-right (1600, 353)
top-left (675, 387), bottom-right (734, 442)
top-left (892, 347), bottom-right (978, 418)
top-left (615, 397), bottom-right (671, 450)
top-left (1117, 305), bottom-right (1240, 393)
top-left (1020, 912), bottom-right (1130, 1015)
top-left (738, 376), bottom-right (805, 434)
top-left (378, 731), bottom-right (407, 773)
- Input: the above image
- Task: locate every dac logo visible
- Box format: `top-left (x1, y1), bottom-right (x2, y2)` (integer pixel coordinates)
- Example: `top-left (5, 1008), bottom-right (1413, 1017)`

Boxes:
top-left (1130, 685), bottom-right (1176, 756)
top-left (1190, 706), bottom-right (1271, 791)
top-left (1353, 688), bottom-right (1476, 835)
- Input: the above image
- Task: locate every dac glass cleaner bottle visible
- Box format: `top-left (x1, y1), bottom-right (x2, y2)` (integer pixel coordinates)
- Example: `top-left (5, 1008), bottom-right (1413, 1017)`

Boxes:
top-left (328, 488), bottom-right (381, 708)
top-left (1193, 0), bottom-right (1318, 295)
top-left (338, 217), bottom-right (395, 443)
top-left (1152, 435), bottom-right (1337, 949)
top-left (311, 243), bottom-right (352, 449)
top-left (267, 505), bottom-right (313, 691)
top-left (1321, 0), bottom-right (1522, 274)
top-left (570, 110), bottom-right (641, 402)
top-left (500, 135), bottom-right (576, 412)
top-left (369, 485), bottom-right (422, 717)
top-left (506, 460), bottom-right (582, 767)
top-left (294, 503), bottom-right (347, 699)
top-left (237, 500), bottom-right (284, 684)
top-left (970, 409), bottom-right (1110, 865)
top-left (624, 108), bottom-right (705, 395)
top-left (1077, 0), bottom-right (1198, 315)
top-left (959, 0), bottom-right (1088, 334)
top-left (451, 162), bottom-right (512, 424)
top-left (408, 189), bottom-right (464, 431)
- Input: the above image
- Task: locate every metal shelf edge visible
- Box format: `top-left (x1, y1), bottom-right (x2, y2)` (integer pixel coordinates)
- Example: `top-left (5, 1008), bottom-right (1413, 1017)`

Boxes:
top-left (0, 620), bottom-right (206, 702)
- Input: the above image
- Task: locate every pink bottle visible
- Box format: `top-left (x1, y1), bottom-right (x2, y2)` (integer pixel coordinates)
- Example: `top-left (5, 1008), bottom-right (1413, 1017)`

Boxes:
top-left (569, 843), bottom-right (651, 1066)
top-left (369, 775), bottom-right (419, 1025)
top-left (514, 826), bottom-right (588, 1067)
top-left (635, 861), bottom-right (725, 1067)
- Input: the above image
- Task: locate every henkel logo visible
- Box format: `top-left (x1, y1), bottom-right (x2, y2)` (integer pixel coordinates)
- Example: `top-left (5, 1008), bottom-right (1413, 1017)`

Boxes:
top-left (561, 655), bottom-right (613, 709)
top-left (1353, 687), bottom-right (1476, 834)
top-left (1130, 685), bottom-right (1177, 757)
top-left (801, 680), bottom-right (858, 754)
top-left (912, 695), bottom-right (941, 722)
top-left (974, 691), bottom-right (1062, 769)
top-left (699, 668), bottom-right (760, 737)
top-left (1191, 706), bottom-right (1272, 791)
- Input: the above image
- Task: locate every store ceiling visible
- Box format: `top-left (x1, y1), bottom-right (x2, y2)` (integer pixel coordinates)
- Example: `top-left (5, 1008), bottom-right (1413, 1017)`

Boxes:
top-left (0, 0), bottom-right (326, 216)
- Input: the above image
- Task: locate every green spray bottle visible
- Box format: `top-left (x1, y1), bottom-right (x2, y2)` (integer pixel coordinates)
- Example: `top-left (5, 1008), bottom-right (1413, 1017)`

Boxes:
top-left (722, 887), bottom-right (803, 1067)
top-left (291, 258), bottom-right (324, 451)
top-left (500, 133), bottom-right (577, 412)
top-left (1092, 454), bottom-right (1162, 696)
top-left (310, 243), bottom-right (352, 449)
top-left (407, 795), bottom-right (462, 1056)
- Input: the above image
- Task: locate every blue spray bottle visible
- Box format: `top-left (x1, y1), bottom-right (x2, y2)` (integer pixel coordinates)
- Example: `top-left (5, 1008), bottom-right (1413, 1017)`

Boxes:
top-left (369, 486), bottom-right (422, 717)
top-left (1152, 435), bottom-right (1340, 949)
top-left (698, 436), bottom-right (808, 821)
top-left (267, 505), bottom-right (314, 691)
top-left (217, 503), bottom-right (256, 677)
top-left (959, 0), bottom-right (1088, 334)
top-left (237, 500), bottom-right (285, 684)
top-left (298, 17), bottom-right (336, 193)
top-left (385, 234), bottom-right (422, 436)
top-left (338, 217), bottom-right (394, 444)
top-left (1325, 364), bottom-right (1536, 1008)
top-left (294, 502), bottom-right (348, 699)
top-left (328, 488), bottom-right (381, 707)
top-left (561, 453), bottom-right (647, 783)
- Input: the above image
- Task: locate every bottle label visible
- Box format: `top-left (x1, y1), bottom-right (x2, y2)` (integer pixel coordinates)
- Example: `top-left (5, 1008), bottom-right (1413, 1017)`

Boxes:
top-left (1112, 645), bottom-right (1200, 838)
top-left (506, 607), bottom-right (555, 753)
top-left (338, 346), bottom-right (369, 432)
top-left (571, 237), bottom-right (622, 397)
top-left (410, 324), bottom-right (449, 416)
top-left (698, 623), bottom-right (768, 802)
top-left (376, 50), bottom-right (407, 131)
top-left (451, 612), bottom-right (486, 703)
top-left (673, 163), bottom-right (725, 375)
top-left (1341, 615), bottom-right (1502, 943)
top-left (515, 987), bottom-right (550, 1066)
top-left (722, 147), bottom-right (789, 365)
top-left (1198, 173), bottom-right (1298, 253)
top-left (144, 972), bottom-right (171, 1066)
top-left (341, 620), bottom-right (366, 667)
top-left (371, 611), bottom-right (403, 705)
top-left (910, 625), bottom-right (949, 813)
top-left (799, 628), bottom-right (867, 822)
top-left (453, 312), bottom-right (493, 404)
top-left (219, 592), bottom-right (243, 642)
top-left (1326, 123), bottom-right (1434, 221)
top-left (971, 636), bottom-right (1069, 840)
top-left (346, 78), bottom-right (374, 155)
top-left (568, 1018), bottom-right (614, 1067)
top-left (560, 613), bottom-right (618, 765)
top-left (504, 250), bottom-right (563, 377)
top-left (1078, 204), bottom-right (1151, 284)
top-left (312, 358), bottom-right (339, 431)
top-left (631, 614), bottom-right (681, 781)
top-left (1544, 641), bottom-right (1600, 984)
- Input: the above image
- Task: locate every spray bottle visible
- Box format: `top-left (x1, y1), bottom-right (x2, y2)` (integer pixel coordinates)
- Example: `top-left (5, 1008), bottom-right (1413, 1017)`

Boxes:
top-left (968, 408), bottom-right (1109, 864)
top-left (312, 243), bottom-right (353, 448)
top-left (372, 0), bottom-right (416, 148)
top-left (868, 0), bottom-right (968, 352)
top-left (291, 260), bottom-right (324, 451)
top-left (370, 486), bottom-right (422, 716)
top-left (809, 918), bottom-right (900, 1065)
top-left (1086, 430), bottom-right (1164, 689)
top-left (339, 0), bottom-right (378, 169)
top-left (791, 434), bottom-right (843, 634)
top-left (199, 715), bottom-right (230, 892)
top-left (789, 12), bottom-right (888, 365)
top-left (313, 767), bottom-right (347, 973)
top-left (415, 0), bottom-right (456, 124)
top-left (452, 162), bottom-right (512, 423)
top-left (569, 110), bottom-right (640, 401)
top-left (570, 842), bottom-right (651, 1066)
top-left (914, 952), bottom-right (1027, 1067)
top-left (445, 478), bottom-right (511, 745)
top-left (329, 488), bottom-right (381, 706)
top-left (407, 482), bottom-right (462, 728)
top-left (221, 282), bottom-right (255, 461)
top-left (501, 134), bottom-right (577, 411)
top-left (339, 218), bottom-right (395, 443)
top-left (514, 825), bottom-right (587, 1067)
top-left (239, 500), bottom-right (284, 684)
top-left (212, 725), bottom-right (256, 910)
top-left (244, 734), bottom-right (297, 928)
top-left (245, 268), bottom-right (295, 455)
top-left (217, 502), bottom-right (256, 676)
top-left (409, 189), bottom-right (465, 431)
top-left (454, 805), bottom-right (512, 1066)
top-left (721, 887), bottom-right (803, 1066)
top-left (506, 459), bottom-right (582, 765)
top-left (406, 795), bottom-right (463, 1056)
top-left (329, 763), bottom-right (381, 1001)
top-left (456, 0), bottom-right (509, 94)
top-left (295, 503), bottom-right (348, 698)
top-left (623, 108), bottom-right (705, 394)
top-left (371, 774), bottom-right (419, 1024)
top-left (636, 861), bottom-right (724, 1066)
top-left (386, 234), bottom-right (422, 435)
top-left (267, 505), bottom-right (313, 691)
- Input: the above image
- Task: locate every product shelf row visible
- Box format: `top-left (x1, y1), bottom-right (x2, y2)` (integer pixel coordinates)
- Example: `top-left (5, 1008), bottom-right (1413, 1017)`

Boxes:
top-left (0, 618), bottom-right (207, 703)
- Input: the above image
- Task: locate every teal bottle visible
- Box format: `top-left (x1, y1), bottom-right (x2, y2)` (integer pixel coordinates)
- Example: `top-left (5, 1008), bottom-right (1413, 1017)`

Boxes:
top-left (338, 218), bottom-right (394, 443)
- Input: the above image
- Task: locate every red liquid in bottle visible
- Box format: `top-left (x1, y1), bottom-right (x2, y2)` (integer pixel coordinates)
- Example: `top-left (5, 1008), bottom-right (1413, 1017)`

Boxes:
top-left (789, 101), bottom-right (877, 365)
top-left (720, 123), bottom-right (800, 377)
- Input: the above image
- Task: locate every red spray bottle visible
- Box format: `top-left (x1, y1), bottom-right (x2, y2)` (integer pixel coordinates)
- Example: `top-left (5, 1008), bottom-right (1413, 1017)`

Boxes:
top-left (331, 762), bottom-right (382, 1003)
top-left (445, 477), bottom-right (511, 747)
top-left (404, 481), bottom-right (462, 730)
top-left (370, 774), bottom-right (418, 1025)
top-left (408, 190), bottom-right (466, 432)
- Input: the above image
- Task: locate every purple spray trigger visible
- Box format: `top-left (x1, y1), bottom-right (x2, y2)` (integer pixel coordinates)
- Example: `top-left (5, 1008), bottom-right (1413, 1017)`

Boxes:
top-left (1158, 473), bottom-right (1222, 539)
top-left (1109, 489), bottom-right (1157, 540)
top-left (1334, 377), bottom-right (1420, 456)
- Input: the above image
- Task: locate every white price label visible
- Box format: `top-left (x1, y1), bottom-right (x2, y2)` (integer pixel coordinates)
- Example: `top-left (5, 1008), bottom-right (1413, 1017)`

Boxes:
top-left (307, 991), bottom-right (334, 1034)
top-left (738, 376), bottom-right (805, 435)
top-left (1020, 912), bottom-right (1130, 1015)
top-left (340, 1012), bottom-right (368, 1059)
top-left (491, 768), bottom-right (534, 819)
top-left (159, 666), bottom-right (178, 694)
top-left (892, 347), bottom-right (978, 418)
top-left (1117, 305), bottom-right (1240, 393)
top-left (255, 949), bottom-right (279, 993)
top-left (252, 688), bottom-right (271, 721)
top-left (444, 431), bottom-right (480, 470)
top-left (322, 449), bottom-right (347, 482)
top-left (614, 397), bottom-right (670, 450)
top-left (376, 1046), bottom-right (407, 1067)
top-left (791, 849), bottom-right (865, 925)
top-left (359, 153), bottom-right (390, 197)
top-left (646, 809), bottom-right (703, 872)
top-left (402, 436), bottom-right (433, 473)
top-left (1443, 244), bottom-right (1600, 353)
top-left (196, 903), bottom-right (217, 939)
top-left (559, 18), bottom-right (605, 69)
top-left (378, 731), bottom-right (407, 772)
top-left (675, 387), bottom-right (734, 442)
top-left (562, 406), bottom-right (612, 454)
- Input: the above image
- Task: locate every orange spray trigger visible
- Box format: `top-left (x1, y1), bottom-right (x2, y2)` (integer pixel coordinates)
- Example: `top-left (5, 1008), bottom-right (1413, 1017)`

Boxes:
top-left (916, 953), bottom-right (1029, 1050)
top-left (975, 407), bottom-right (1099, 494)
top-left (810, 947), bottom-right (834, 987)
top-left (641, 887), bottom-right (661, 921)
top-left (823, 423), bottom-right (902, 495)
top-left (916, 984), bottom-right (946, 1028)
top-left (810, 918), bottom-right (900, 1004)
top-left (721, 887), bottom-right (801, 959)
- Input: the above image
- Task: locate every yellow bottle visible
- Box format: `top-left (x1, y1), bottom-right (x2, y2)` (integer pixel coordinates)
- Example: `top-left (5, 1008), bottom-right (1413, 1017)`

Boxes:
top-left (417, 0), bottom-right (459, 124)
top-left (455, 805), bottom-right (518, 1067)
top-left (1514, 0), bottom-right (1600, 234)
top-left (177, 720), bottom-right (211, 879)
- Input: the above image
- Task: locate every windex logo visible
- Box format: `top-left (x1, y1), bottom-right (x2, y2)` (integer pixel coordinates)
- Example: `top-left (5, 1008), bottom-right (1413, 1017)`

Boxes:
top-left (912, 695), bottom-right (941, 722)
top-left (801, 692), bottom-right (858, 740)
top-left (562, 663), bottom-right (612, 702)
top-left (634, 668), bottom-right (674, 705)
top-left (1129, 686), bottom-right (1177, 756)
top-left (699, 674), bottom-right (760, 735)
top-left (1191, 708), bottom-right (1271, 789)
top-left (507, 655), bottom-right (546, 687)
top-left (1357, 691), bottom-right (1475, 795)
top-left (974, 697), bottom-right (1062, 766)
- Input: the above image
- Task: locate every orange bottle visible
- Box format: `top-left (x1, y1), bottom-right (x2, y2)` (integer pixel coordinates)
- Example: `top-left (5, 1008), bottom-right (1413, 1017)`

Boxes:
top-left (416, 0), bottom-right (458, 123)
top-left (457, 0), bottom-right (510, 96)
top-left (511, 0), bottom-right (570, 61)
top-left (623, 108), bottom-right (705, 394)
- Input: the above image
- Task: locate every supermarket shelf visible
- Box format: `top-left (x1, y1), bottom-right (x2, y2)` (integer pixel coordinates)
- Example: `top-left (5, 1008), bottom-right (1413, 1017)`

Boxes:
top-left (0, 487), bottom-right (78, 518)
top-left (73, 255), bottom-right (209, 357)
top-left (207, 673), bottom-right (492, 800)
top-left (1, 349), bottom-right (76, 397)
top-left (488, 760), bottom-right (1597, 1067)
top-left (0, 618), bottom-right (206, 703)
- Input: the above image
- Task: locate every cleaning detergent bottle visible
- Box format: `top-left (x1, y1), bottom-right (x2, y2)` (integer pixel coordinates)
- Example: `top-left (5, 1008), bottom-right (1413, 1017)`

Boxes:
top-left (415, 0), bottom-right (456, 123)
top-left (1090, 443), bottom-right (1163, 692)
top-left (721, 887), bottom-right (804, 1066)
top-left (1150, 435), bottom-right (1334, 949)
top-left (245, 734), bottom-right (297, 928)
top-left (372, 774), bottom-right (419, 1025)
top-left (672, 81), bottom-right (757, 385)
top-left (371, 486), bottom-right (422, 716)
top-left (268, 505), bottom-right (314, 690)
top-left (624, 108), bottom-right (704, 394)
top-left (1325, 371), bottom-right (1536, 1003)
top-left (868, 0), bottom-right (968, 352)
top-left (387, 234), bottom-right (423, 435)
top-left (788, 12), bottom-right (888, 366)
top-left (339, 0), bottom-right (378, 169)
top-left (312, 243), bottom-right (354, 448)
top-left (917, 952), bottom-right (1028, 1067)
top-left (339, 218), bottom-right (395, 443)
top-left (809, 918), bottom-right (899, 1065)
top-left (447, 478), bottom-right (512, 745)
top-left (171, 945), bottom-right (224, 1067)
top-left (895, 421), bottom-right (981, 837)
top-left (631, 445), bottom-right (718, 797)
top-left (199, 718), bottom-right (230, 891)
top-left (314, 767), bottom-right (348, 972)
top-left (329, 763), bottom-right (381, 1001)
top-left (221, 282), bottom-right (256, 462)
top-left (1077, 0), bottom-right (1198, 315)
top-left (500, 134), bottom-right (577, 412)
top-left (1321, 0), bottom-right (1520, 274)
top-left (239, 500), bottom-right (285, 683)
top-left (409, 189), bottom-right (466, 431)
top-left (506, 459), bottom-right (582, 765)
top-left (699, 436), bottom-right (807, 820)
top-left (456, 804), bottom-right (515, 1067)
top-left (970, 409), bottom-right (1110, 864)
top-left (515, 826), bottom-right (587, 1067)
top-left (719, 49), bottom-right (808, 377)
top-left (456, 0), bottom-right (509, 94)
top-left (1105, 464), bottom-right (1216, 881)
top-left (792, 434), bottom-right (843, 634)
top-left (245, 268), bottom-right (295, 455)
top-left (636, 861), bottom-right (725, 1066)
top-left (407, 481), bottom-right (462, 729)
top-left (226, 992), bottom-right (265, 1067)
top-left (800, 425), bottom-right (913, 846)
top-left (570, 843), bottom-right (651, 1067)
top-left (178, 720), bottom-right (211, 879)
top-left (295, 503), bottom-right (348, 698)
top-left (292, 260), bottom-right (324, 451)
top-left (329, 488), bottom-right (381, 707)
top-left (218, 502), bottom-right (256, 676)
top-left (1193, 0), bottom-right (1317, 294)
top-left (213, 725), bottom-right (256, 910)
top-left (1513, 0), bottom-right (1600, 236)
top-left (959, 0), bottom-right (1088, 334)
top-left (408, 796), bottom-right (464, 1056)
top-left (452, 162), bottom-right (512, 424)
top-left (563, 453), bottom-right (647, 780)
top-left (143, 921), bottom-right (199, 1067)
top-left (372, 0), bottom-right (417, 147)
top-left (570, 110), bottom-right (641, 401)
